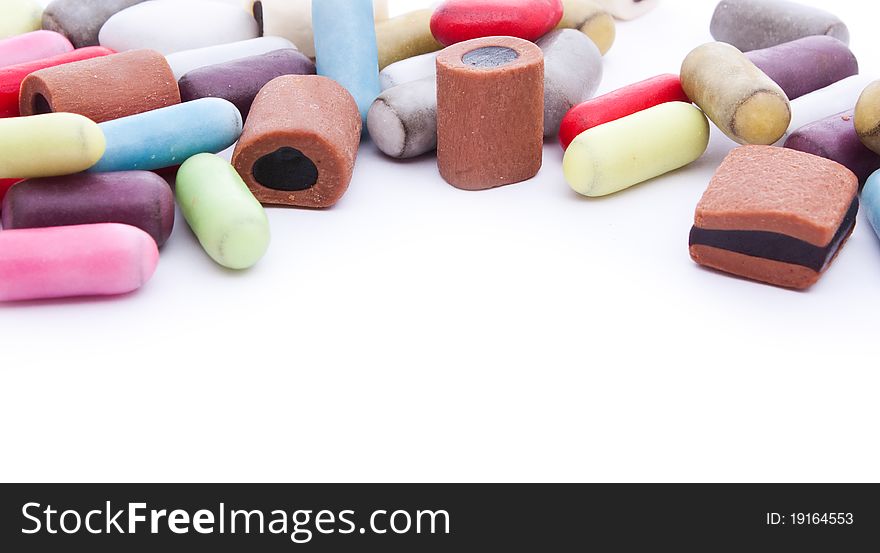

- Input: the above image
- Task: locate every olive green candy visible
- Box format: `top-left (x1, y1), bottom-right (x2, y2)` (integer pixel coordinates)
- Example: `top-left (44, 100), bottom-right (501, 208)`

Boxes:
top-left (175, 153), bottom-right (270, 270)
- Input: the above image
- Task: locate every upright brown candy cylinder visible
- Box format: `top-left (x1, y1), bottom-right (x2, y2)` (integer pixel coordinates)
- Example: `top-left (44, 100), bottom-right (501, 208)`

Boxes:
top-left (19, 49), bottom-right (180, 123)
top-left (232, 75), bottom-right (361, 208)
top-left (436, 36), bottom-right (544, 191)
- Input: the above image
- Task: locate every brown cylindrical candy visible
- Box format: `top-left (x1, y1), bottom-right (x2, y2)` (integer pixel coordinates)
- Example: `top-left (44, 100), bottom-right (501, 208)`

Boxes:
top-left (231, 75), bottom-right (361, 208)
top-left (436, 36), bottom-right (544, 191)
top-left (19, 49), bottom-right (180, 123)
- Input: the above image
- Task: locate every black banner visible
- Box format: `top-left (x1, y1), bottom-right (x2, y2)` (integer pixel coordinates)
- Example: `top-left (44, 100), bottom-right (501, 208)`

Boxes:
top-left (0, 484), bottom-right (876, 551)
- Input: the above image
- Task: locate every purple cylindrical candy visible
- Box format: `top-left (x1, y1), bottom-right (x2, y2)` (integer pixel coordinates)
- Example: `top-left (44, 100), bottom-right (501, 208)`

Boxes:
top-left (746, 35), bottom-right (857, 100)
top-left (1, 171), bottom-right (174, 246)
top-left (784, 111), bottom-right (880, 186)
top-left (178, 49), bottom-right (316, 120)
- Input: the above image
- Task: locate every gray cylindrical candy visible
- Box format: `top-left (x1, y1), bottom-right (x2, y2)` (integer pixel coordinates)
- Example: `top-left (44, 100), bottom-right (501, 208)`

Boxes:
top-left (178, 49), bottom-right (316, 121)
top-left (785, 111), bottom-right (880, 186)
top-left (710, 0), bottom-right (849, 52)
top-left (1, 171), bottom-right (174, 246)
top-left (681, 42), bottom-right (790, 145)
top-left (42, 0), bottom-right (145, 48)
top-left (537, 29), bottom-right (602, 137)
top-left (367, 77), bottom-right (436, 159)
top-left (746, 36), bottom-right (857, 100)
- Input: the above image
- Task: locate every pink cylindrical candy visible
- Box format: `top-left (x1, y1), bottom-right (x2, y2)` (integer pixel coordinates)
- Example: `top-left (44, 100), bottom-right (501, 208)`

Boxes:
top-left (0, 223), bottom-right (159, 302)
top-left (0, 30), bottom-right (74, 69)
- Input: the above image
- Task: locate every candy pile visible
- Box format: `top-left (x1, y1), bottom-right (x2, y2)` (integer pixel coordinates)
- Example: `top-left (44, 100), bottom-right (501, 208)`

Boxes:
top-left (0, 0), bottom-right (878, 302)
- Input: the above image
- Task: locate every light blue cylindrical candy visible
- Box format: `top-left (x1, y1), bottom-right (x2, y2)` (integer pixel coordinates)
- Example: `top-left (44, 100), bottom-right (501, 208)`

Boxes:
top-left (90, 98), bottom-right (243, 173)
top-left (312, 0), bottom-right (381, 123)
top-left (862, 170), bottom-right (880, 241)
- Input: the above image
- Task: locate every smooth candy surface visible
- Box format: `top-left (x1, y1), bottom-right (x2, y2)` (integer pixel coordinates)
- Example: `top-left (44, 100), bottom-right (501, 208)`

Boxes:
top-left (313, 0), bottom-right (381, 123)
top-left (538, 29), bottom-right (602, 137)
top-left (176, 154), bottom-right (270, 270)
top-left (376, 9), bottom-right (442, 70)
top-left (746, 36), bottom-right (857, 101)
top-left (559, 74), bottom-right (688, 150)
top-left (179, 49), bottom-right (315, 121)
top-left (0, 30), bottom-right (73, 68)
top-left (99, 0), bottom-right (259, 55)
top-left (0, 178), bottom-right (20, 203)
top-left (42, 0), bottom-right (144, 48)
top-left (166, 36), bottom-right (296, 80)
top-left (862, 171), bottom-right (880, 244)
top-left (252, 0), bottom-right (389, 59)
top-left (556, 0), bottom-right (615, 55)
top-left (0, 46), bottom-right (113, 118)
top-left (431, 0), bottom-right (564, 46)
top-left (379, 51), bottom-right (437, 90)
top-left (710, 0), bottom-right (849, 52)
top-left (855, 81), bottom-right (880, 156)
top-left (0, 0), bottom-right (41, 39)
top-left (0, 113), bottom-right (105, 179)
top-left (91, 98), bottom-right (242, 173)
top-left (0, 223), bottom-right (159, 302)
top-left (593, 0), bottom-right (657, 20)
top-left (681, 42), bottom-right (790, 145)
top-left (785, 111), bottom-right (880, 186)
top-left (787, 74), bottom-right (873, 134)
top-left (564, 102), bottom-right (709, 197)
top-left (368, 77), bottom-right (437, 159)
top-left (2, 171), bottom-right (174, 246)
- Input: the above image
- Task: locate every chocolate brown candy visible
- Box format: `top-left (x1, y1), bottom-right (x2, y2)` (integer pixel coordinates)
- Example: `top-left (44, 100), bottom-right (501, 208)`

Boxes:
top-left (19, 49), bottom-right (180, 123)
top-left (689, 145), bottom-right (858, 290)
top-left (231, 75), bottom-right (361, 208)
top-left (436, 36), bottom-right (544, 191)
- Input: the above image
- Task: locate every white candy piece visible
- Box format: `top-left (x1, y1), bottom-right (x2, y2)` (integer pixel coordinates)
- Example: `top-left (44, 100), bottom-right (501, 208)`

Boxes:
top-left (99, 0), bottom-right (260, 55)
top-left (786, 74), bottom-right (875, 136)
top-left (593, 0), bottom-right (658, 20)
top-left (251, 0), bottom-right (389, 58)
top-left (538, 29), bottom-right (603, 137)
top-left (166, 36), bottom-right (296, 80)
top-left (379, 51), bottom-right (438, 91)
top-left (368, 77), bottom-right (437, 159)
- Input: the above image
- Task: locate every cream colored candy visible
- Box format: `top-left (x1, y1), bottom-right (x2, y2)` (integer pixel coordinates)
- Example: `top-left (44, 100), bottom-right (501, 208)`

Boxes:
top-left (250, 0), bottom-right (388, 58)
top-left (376, 9), bottom-right (442, 70)
top-left (0, 113), bottom-right (105, 179)
top-left (557, 0), bottom-right (615, 55)
top-left (854, 80), bottom-right (880, 155)
top-left (1, 0), bottom-right (41, 39)
top-left (563, 102), bottom-right (710, 197)
top-left (681, 42), bottom-right (790, 145)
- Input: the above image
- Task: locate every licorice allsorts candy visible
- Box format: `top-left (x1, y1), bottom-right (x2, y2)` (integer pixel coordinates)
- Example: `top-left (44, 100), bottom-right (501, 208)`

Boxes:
top-left (0, 0), bottom-right (42, 40)
top-left (689, 146), bottom-right (858, 290)
top-left (379, 51), bottom-right (438, 91)
top-left (313, 0), bottom-right (381, 123)
top-left (19, 49), bottom-right (181, 123)
top-left (430, 0), bottom-right (564, 46)
top-left (854, 81), bottom-right (880, 156)
top-left (176, 154), bottom-right (270, 270)
top-left (0, 30), bottom-right (73, 68)
top-left (0, 46), bottom-right (113, 118)
top-left (785, 111), bottom-right (880, 186)
top-left (710, 0), bottom-right (848, 52)
top-left (592, 0), bottom-right (657, 21)
top-left (861, 170), bottom-right (880, 245)
top-left (166, 36), bottom-right (297, 81)
top-left (232, 75), bottom-right (362, 208)
top-left (556, 0), bottom-right (615, 55)
top-left (564, 102), bottom-right (710, 197)
top-left (437, 36), bottom-right (544, 191)
top-left (178, 49), bottom-right (315, 121)
top-left (376, 9), bottom-right (443, 70)
top-left (0, 113), bottom-right (105, 179)
top-left (745, 36), bottom-right (857, 101)
top-left (368, 77), bottom-right (437, 160)
top-left (537, 29), bottom-right (602, 138)
top-left (90, 98), bottom-right (243, 173)
top-left (2, 171), bottom-right (174, 247)
top-left (681, 42), bottom-right (790, 145)
top-left (559, 74), bottom-right (689, 150)
top-left (42, 0), bottom-right (145, 48)
top-left (99, 0), bottom-right (259, 55)
top-left (0, 223), bottom-right (159, 302)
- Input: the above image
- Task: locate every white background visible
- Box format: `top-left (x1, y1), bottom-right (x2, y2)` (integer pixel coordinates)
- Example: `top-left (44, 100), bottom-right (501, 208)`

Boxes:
top-left (3, 0), bottom-right (879, 483)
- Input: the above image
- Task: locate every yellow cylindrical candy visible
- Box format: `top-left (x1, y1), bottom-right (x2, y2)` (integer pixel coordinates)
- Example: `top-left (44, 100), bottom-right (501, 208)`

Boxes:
top-left (0, 113), bottom-right (106, 179)
top-left (557, 0), bottom-right (616, 55)
top-left (563, 102), bottom-right (710, 197)
top-left (1, 0), bottom-right (42, 39)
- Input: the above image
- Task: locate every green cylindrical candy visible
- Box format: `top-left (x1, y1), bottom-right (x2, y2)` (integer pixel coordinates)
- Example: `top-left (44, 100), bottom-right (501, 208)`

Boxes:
top-left (176, 153), bottom-right (270, 270)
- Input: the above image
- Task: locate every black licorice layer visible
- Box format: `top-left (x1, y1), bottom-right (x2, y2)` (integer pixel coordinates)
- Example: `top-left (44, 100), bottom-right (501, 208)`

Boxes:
top-left (688, 197), bottom-right (859, 272)
top-left (252, 147), bottom-right (319, 192)
top-left (462, 46), bottom-right (519, 68)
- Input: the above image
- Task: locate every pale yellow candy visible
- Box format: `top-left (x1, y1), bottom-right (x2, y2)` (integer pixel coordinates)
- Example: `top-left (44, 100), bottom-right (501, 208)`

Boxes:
top-left (0, 0), bottom-right (42, 39)
top-left (0, 113), bottom-right (106, 179)
top-left (563, 102), bottom-right (710, 197)
top-left (557, 0), bottom-right (616, 55)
